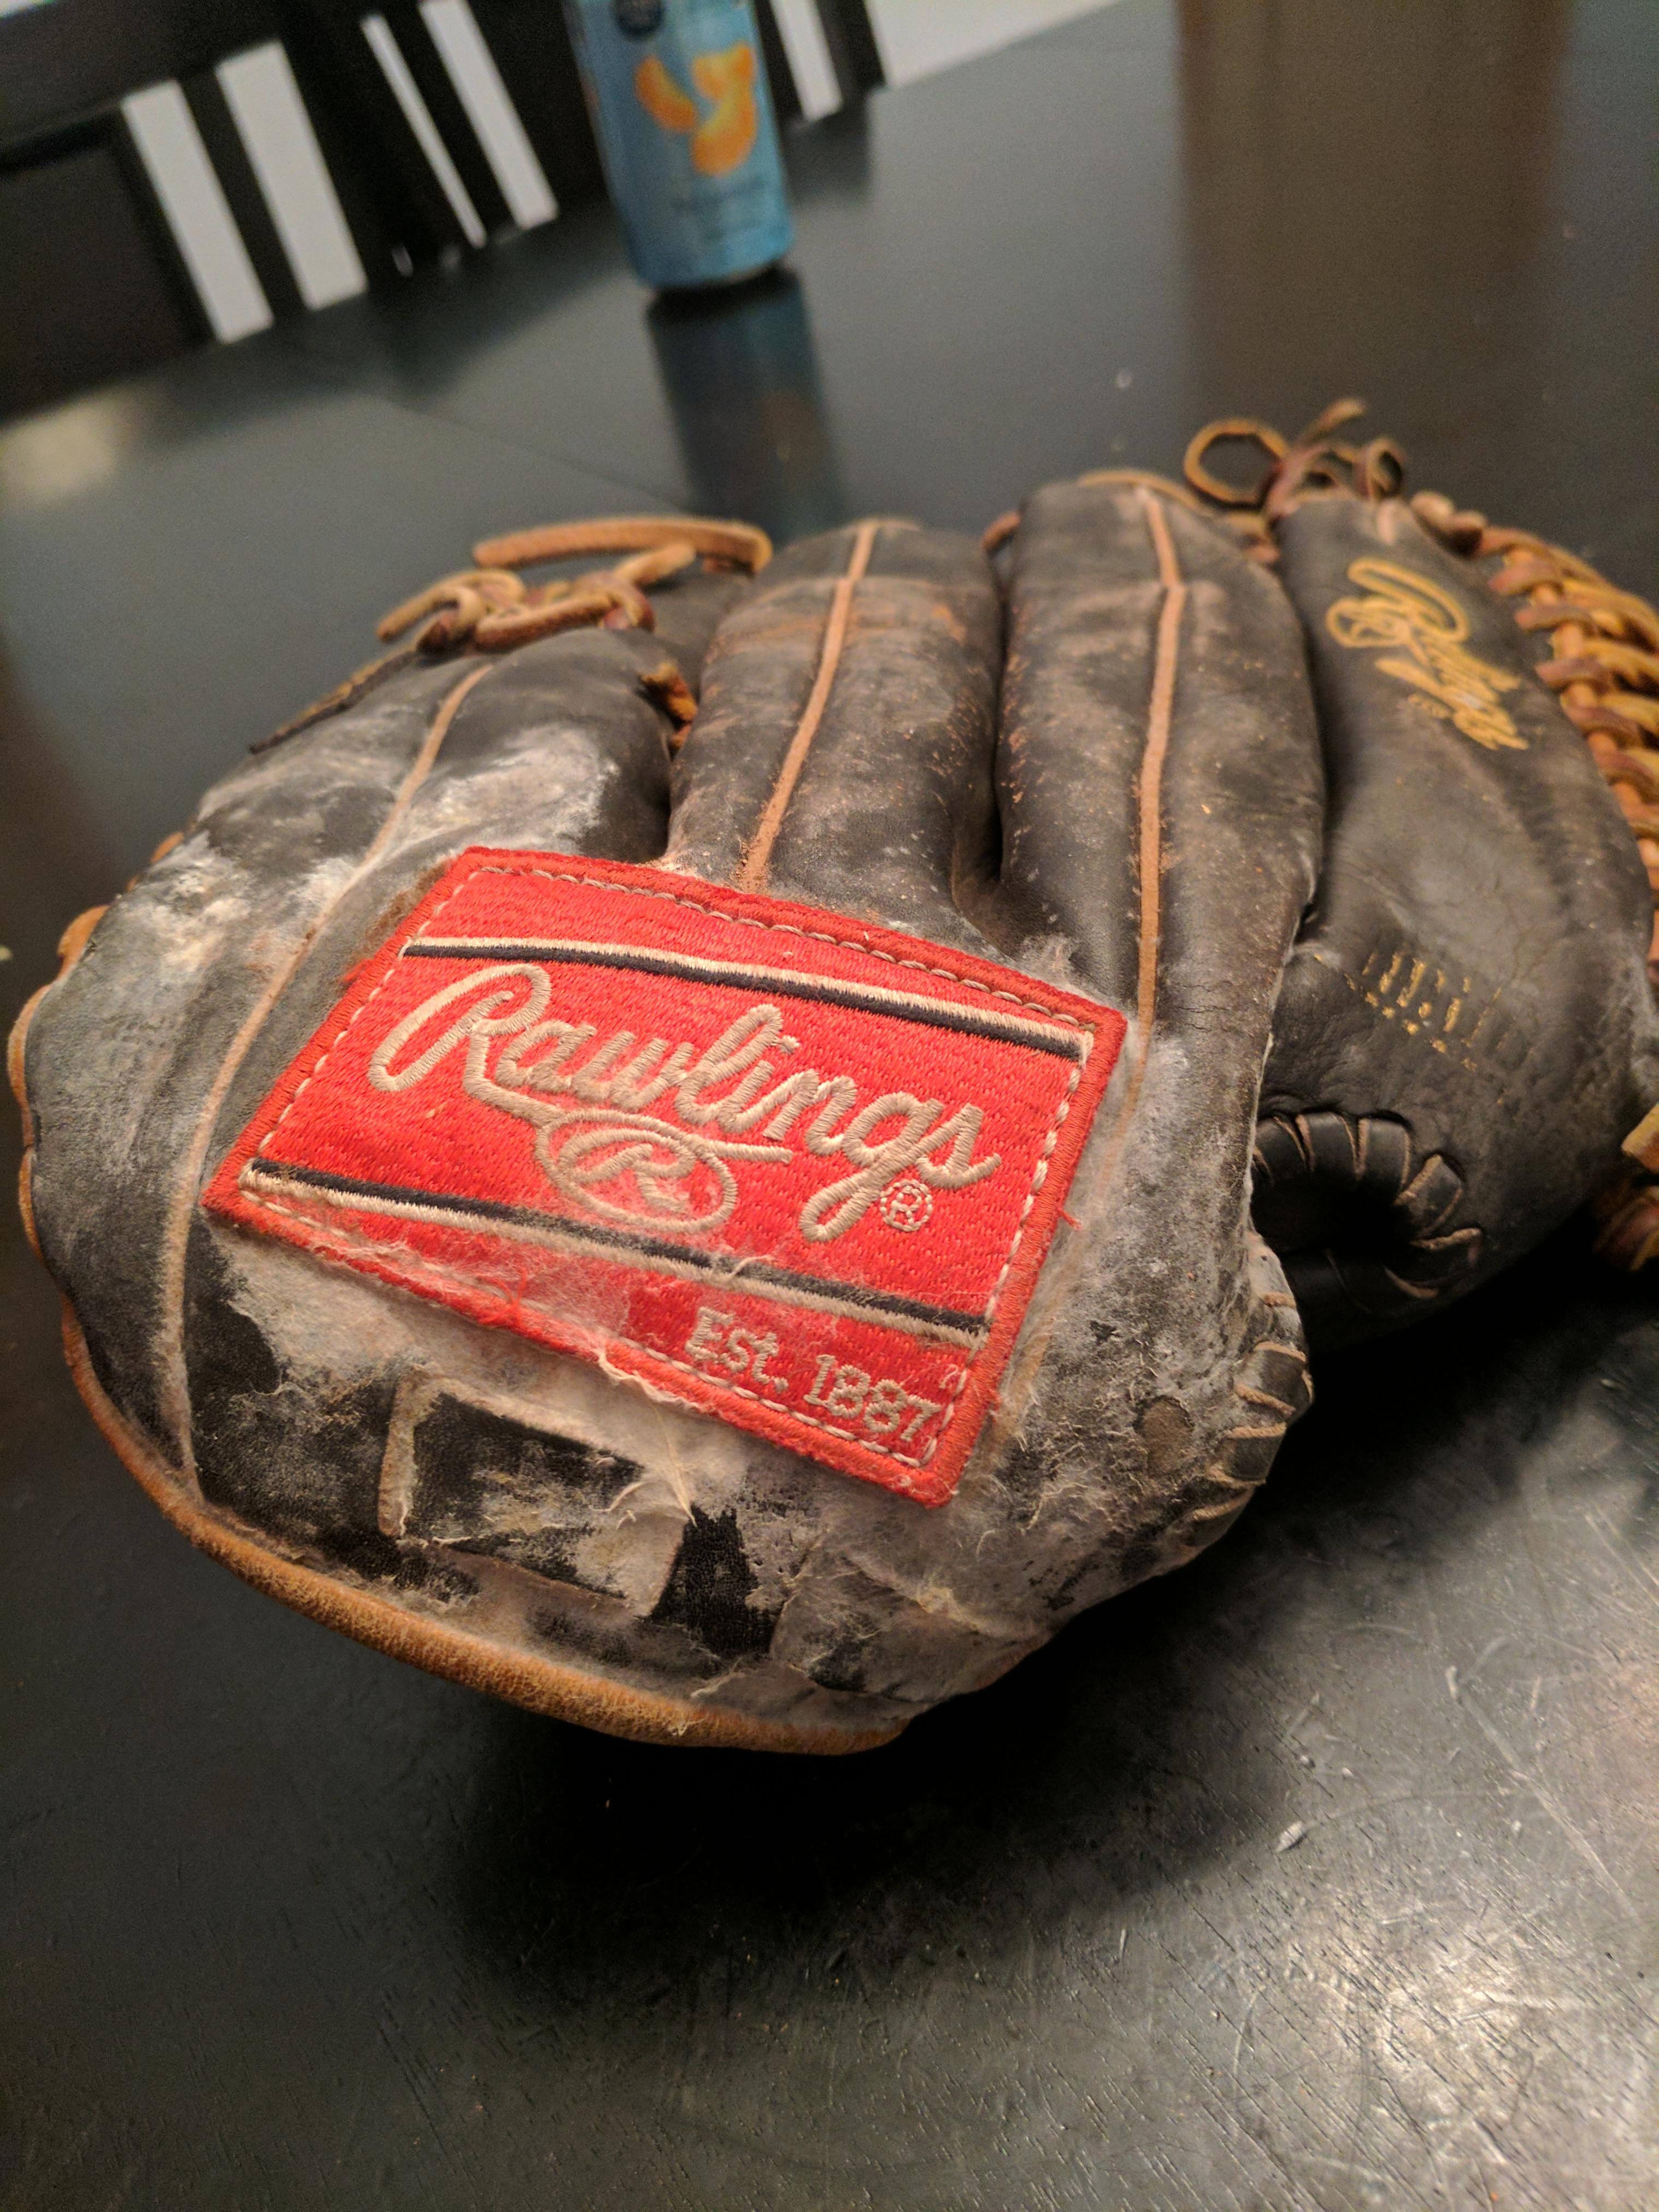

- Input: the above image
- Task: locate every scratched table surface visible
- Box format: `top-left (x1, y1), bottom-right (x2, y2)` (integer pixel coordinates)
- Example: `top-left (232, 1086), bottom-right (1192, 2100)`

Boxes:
top-left (4, 3), bottom-right (1659, 2206)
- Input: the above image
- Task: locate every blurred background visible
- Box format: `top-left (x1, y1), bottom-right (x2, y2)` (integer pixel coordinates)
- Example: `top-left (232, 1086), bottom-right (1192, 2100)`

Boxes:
top-left (1, 0), bottom-right (1114, 421)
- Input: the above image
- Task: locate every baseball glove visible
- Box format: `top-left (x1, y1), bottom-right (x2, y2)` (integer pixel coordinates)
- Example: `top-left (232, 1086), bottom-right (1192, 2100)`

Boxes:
top-left (1167, 402), bottom-right (1659, 1345)
top-left (12, 488), bottom-right (1322, 1751)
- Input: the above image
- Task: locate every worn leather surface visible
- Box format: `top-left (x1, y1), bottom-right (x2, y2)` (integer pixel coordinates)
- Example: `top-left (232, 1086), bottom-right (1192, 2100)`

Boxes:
top-left (1258, 495), bottom-right (1659, 1345)
top-left (16, 505), bottom-right (1323, 1743)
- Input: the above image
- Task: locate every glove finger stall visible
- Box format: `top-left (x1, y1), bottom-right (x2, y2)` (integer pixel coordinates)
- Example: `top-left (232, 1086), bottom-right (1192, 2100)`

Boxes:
top-left (664, 521), bottom-right (1001, 952)
top-left (985, 479), bottom-right (1324, 1589)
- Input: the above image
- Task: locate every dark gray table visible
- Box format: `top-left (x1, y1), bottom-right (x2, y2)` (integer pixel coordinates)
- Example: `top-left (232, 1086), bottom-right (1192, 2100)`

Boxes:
top-left (4, 5), bottom-right (1658, 2206)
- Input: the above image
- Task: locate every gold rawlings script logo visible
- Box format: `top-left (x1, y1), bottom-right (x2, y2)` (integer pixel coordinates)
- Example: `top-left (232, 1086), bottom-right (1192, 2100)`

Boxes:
top-left (1325, 557), bottom-right (1526, 751)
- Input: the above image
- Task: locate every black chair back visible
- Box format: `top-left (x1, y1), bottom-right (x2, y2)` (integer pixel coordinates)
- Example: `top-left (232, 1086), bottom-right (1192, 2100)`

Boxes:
top-left (0, 0), bottom-right (896, 421)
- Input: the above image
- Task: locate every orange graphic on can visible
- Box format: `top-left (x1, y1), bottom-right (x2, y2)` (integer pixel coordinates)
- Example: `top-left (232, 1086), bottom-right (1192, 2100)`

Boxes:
top-left (633, 42), bottom-right (758, 175)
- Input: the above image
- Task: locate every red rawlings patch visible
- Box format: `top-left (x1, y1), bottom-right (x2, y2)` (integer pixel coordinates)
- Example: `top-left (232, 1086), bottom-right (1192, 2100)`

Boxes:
top-left (204, 851), bottom-right (1124, 1505)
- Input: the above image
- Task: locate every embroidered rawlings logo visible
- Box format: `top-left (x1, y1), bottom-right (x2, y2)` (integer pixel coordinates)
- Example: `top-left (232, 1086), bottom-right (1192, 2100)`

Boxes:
top-left (367, 979), bottom-right (1001, 1242)
top-left (1325, 557), bottom-right (1526, 751)
top-left (204, 852), bottom-right (1125, 1506)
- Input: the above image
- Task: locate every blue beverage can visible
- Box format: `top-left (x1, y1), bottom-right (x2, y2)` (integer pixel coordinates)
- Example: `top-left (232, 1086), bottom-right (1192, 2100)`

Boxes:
top-left (566, 0), bottom-right (795, 291)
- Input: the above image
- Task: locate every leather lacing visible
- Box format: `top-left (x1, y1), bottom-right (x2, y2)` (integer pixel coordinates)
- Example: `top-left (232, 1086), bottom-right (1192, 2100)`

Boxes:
top-left (1183, 401), bottom-right (1659, 1270)
top-left (255, 515), bottom-right (771, 754)
top-left (1252, 1108), bottom-right (1481, 1317)
top-left (1182, 398), bottom-right (1404, 531)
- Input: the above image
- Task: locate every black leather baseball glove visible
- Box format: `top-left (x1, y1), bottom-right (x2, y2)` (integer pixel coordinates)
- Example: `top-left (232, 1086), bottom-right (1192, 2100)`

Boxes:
top-left (12, 488), bottom-right (1323, 1751)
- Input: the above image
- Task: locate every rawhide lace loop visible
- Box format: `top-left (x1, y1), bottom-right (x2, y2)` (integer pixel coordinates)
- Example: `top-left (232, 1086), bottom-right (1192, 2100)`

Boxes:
top-left (1183, 398), bottom-right (1405, 542)
top-left (256, 514), bottom-right (772, 753)
top-left (473, 515), bottom-right (770, 574)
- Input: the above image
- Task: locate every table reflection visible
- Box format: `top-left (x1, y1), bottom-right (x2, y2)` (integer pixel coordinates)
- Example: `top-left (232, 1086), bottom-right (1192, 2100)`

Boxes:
top-left (647, 267), bottom-right (846, 543)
